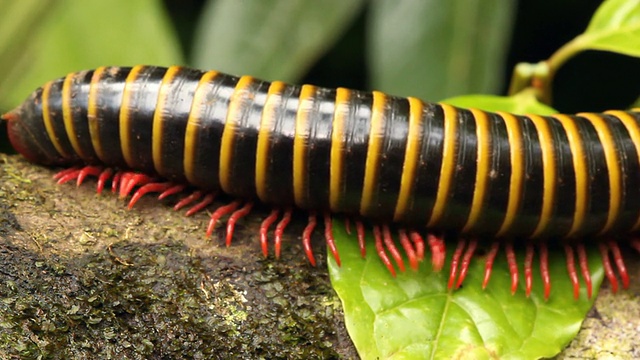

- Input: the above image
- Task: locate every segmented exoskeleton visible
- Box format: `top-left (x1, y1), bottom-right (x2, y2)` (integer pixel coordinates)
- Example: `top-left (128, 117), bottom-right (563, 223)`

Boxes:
top-left (4, 65), bottom-right (640, 299)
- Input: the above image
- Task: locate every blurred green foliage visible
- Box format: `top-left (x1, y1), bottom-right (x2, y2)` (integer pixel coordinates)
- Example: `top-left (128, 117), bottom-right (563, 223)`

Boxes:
top-left (0, 0), bottom-right (637, 114)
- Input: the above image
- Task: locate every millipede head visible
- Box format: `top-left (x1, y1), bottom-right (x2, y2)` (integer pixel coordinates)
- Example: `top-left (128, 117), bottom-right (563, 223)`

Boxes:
top-left (3, 108), bottom-right (44, 164)
top-left (2, 102), bottom-right (74, 166)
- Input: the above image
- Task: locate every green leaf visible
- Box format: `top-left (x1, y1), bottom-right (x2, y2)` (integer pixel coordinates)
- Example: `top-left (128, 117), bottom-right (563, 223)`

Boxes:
top-left (0, 0), bottom-right (183, 112)
top-left (329, 221), bottom-right (602, 359)
top-left (367, 0), bottom-right (515, 101)
top-left (550, 0), bottom-right (640, 69)
top-left (579, 0), bottom-right (640, 57)
top-left (0, 0), bottom-right (56, 78)
top-left (329, 94), bottom-right (604, 358)
top-left (191, 0), bottom-right (365, 82)
top-left (443, 90), bottom-right (558, 115)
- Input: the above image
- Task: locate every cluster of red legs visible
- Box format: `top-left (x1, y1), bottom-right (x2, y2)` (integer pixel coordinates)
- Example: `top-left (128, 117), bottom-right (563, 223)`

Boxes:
top-left (54, 165), bottom-right (636, 301)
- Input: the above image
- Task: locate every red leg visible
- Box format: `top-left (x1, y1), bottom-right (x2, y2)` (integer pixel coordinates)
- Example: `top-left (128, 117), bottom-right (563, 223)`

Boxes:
top-left (302, 212), bottom-right (317, 266)
top-left (482, 242), bottom-right (500, 290)
top-left (53, 167), bottom-right (80, 181)
top-left (119, 173), bottom-right (154, 198)
top-left (324, 212), bottom-right (341, 266)
top-left (77, 166), bottom-right (103, 186)
top-left (184, 192), bottom-right (216, 216)
top-left (206, 200), bottom-right (241, 238)
top-left (428, 233), bottom-right (446, 272)
top-left (117, 172), bottom-right (132, 196)
top-left (564, 245), bottom-right (580, 300)
top-left (128, 183), bottom-right (173, 209)
top-left (158, 184), bottom-right (186, 200)
top-left (506, 242), bottom-right (519, 295)
top-left (97, 168), bottom-right (114, 194)
top-left (608, 240), bottom-right (629, 289)
top-left (55, 166), bottom-right (115, 195)
top-left (448, 239), bottom-right (466, 290)
top-left (117, 172), bottom-right (132, 198)
top-left (356, 220), bottom-right (366, 258)
top-left (174, 191), bottom-right (203, 211)
top-left (539, 243), bottom-right (550, 300)
top-left (456, 238), bottom-right (477, 289)
top-left (577, 244), bottom-right (592, 299)
top-left (382, 225), bottom-right (405, 272)
top-left (54, 167), bottom-right (80, 184)
top-left (274, 208), bottom-right (292, 259)
top-left (111, 171), bottom-right (123, 193)
top-left (409, 231), bottom-right (425, 261)
top-left (171, 190), bottom-right (217, 216)
top-left (398, 229), bottom-right (419, 271)
top-left (524, 243), bottom-right (534, 297)
top-left (598, 242), bottom-right (618, 293)
top-left (226, 202), bottom-right (254, 247)
top-left (260, 209), bottom-right (280, 257)
top-left (373, 225), bottom-right (395, 277)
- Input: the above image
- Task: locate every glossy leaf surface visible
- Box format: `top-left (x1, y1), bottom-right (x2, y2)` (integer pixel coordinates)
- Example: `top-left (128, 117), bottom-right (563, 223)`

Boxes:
top-left (580, 0), bottom-right (640, 57)
top-left (329, 222), bottom-right (602, 359)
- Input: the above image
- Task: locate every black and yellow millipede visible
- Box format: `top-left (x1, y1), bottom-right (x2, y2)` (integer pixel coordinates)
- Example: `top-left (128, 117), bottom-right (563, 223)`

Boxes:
top-left (3, 65), bottom-right (640, 300)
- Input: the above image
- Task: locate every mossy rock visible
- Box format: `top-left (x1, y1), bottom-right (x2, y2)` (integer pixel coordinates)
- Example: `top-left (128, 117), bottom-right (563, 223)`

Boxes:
top-left (0, 154), bottom-right (357, 359)
top-left (0, 154), bottom-right (639, 359)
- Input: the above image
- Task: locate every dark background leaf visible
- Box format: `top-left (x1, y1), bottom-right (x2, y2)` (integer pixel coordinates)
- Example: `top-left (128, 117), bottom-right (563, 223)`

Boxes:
top-left (191, 0), bottom-right (366, 81)
top-left (367, 0), bottom-right (515, 100)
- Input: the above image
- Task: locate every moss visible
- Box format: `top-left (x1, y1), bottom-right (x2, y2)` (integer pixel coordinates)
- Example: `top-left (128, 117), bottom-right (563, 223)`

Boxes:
top-left (0, 155), bottom-right (357, 359)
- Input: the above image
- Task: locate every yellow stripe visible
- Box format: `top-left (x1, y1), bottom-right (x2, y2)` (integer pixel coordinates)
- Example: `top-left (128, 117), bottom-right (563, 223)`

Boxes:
top-left (329, 88), bottom-right (350, 211)
top-left (152, 66), bottom-right (182, 176)
top-left (528, 114), bottom-right (556, 238)
top-left (360, 91), bottom-right (386, 215)
top-left (220, 75), bottom-right (254, 193)
top-left (462, 109), bottom-right (491, 233)
top-left (553, 114), bottom-right (587, 237)
top-left (41, 81), bottom-right (68, 157)
top-left (393, 97), bottom-right (424, 221)
top-left (184, 70), bottom-right (220, 184)
top-left (293, 85), bottom-right (316, 208)
top-left (587, 111), bottom-right (623, 234)
top-left (62, 72), bottom-right (86, 158)
top-left (87, 66), bottom-right (107, 161)
top-left (427, 103), bottom-right (458, 227)
top-left (608, 111), bottom-right (640, 231)
top-left (120, 65), bottom-right (145, 168)
top-left (255, 81), bottom-right (286, 202)
top-left (496, 111), bottom-right (524, 237)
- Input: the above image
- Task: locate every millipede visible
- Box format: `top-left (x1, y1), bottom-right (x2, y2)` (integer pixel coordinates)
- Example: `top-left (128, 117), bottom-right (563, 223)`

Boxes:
top-left (3, 65), bottom-right (640, 300)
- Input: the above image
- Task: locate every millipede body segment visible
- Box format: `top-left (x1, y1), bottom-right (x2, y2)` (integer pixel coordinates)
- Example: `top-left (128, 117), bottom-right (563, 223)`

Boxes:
top-left (4, 65), bottom-right (640, 299)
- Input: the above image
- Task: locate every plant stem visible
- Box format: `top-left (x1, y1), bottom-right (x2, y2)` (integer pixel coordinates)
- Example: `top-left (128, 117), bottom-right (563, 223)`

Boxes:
top-left (536, 35), bottom-right (585, 105)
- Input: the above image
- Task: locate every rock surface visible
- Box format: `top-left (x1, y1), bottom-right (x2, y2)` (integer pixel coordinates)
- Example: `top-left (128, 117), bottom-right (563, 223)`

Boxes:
top-left (0, 154), bottom-right (357, 359)
top-left (0, 154), bottom-right (638, 359)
